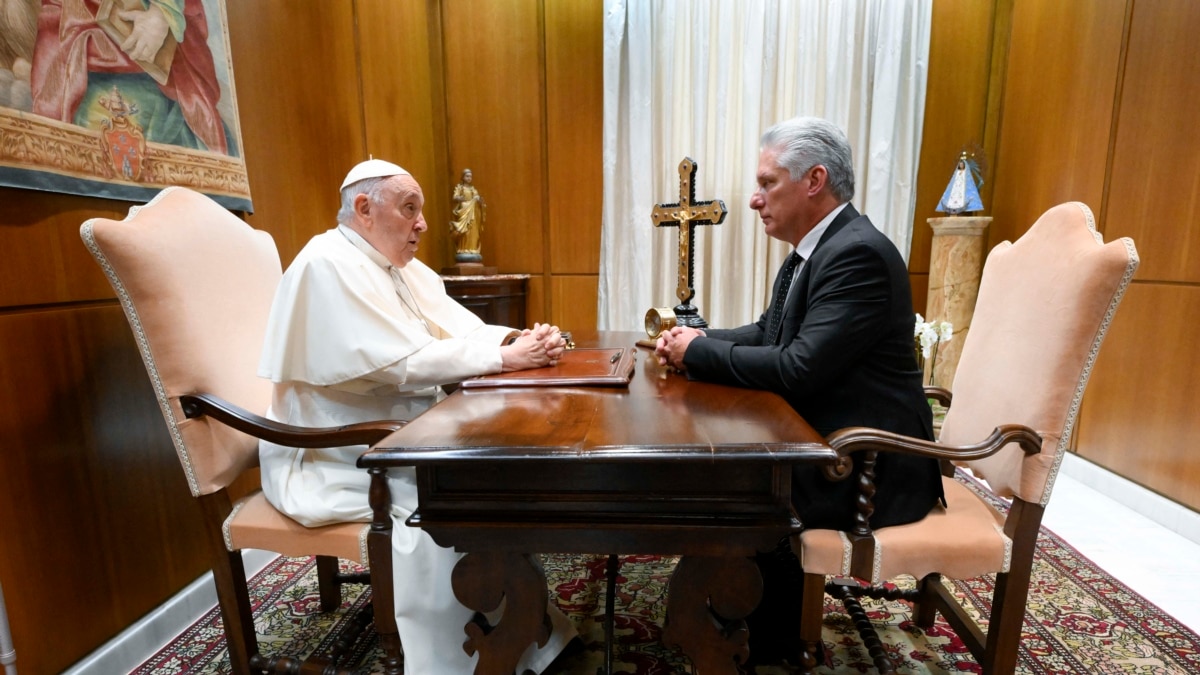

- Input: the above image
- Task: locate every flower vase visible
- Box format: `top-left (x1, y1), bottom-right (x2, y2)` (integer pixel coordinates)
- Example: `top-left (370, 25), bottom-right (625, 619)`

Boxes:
top-left (916, 349), bottom-right (947, 439)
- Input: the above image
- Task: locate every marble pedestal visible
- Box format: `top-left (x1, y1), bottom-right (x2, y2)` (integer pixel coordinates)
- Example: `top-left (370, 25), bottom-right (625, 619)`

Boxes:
top-left (925, 216), bottom-right (990, 390)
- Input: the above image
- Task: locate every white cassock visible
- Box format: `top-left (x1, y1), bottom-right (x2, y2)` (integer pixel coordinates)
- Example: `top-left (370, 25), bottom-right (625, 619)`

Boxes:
top-left (258, 225), bottom-right (576, 674)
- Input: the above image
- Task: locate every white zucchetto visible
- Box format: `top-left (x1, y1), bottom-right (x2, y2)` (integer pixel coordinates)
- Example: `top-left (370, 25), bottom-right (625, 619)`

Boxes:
top-left (340, 159), bottom-right (411, 190)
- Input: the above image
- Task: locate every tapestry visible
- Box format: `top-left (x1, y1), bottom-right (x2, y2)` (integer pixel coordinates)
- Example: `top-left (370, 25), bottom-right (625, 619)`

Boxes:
top-left (0, 0), bottom-right (251, 211)
top-left (133, 487), bottom-right (1200, 673)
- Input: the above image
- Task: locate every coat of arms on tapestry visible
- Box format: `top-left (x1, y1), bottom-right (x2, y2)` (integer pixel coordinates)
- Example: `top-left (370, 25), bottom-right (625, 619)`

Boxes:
top-left (0, 0), bottom-right (252, 211)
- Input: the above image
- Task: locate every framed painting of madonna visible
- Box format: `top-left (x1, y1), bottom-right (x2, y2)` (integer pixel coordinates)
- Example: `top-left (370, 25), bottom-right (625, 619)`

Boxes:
top-left (0, 0), bottom-right (252, 211)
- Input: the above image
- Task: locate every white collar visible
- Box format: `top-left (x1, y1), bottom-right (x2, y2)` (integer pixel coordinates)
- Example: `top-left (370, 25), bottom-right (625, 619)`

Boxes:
top-left (793, 202), bottom-right (849, 260)
top-left (337, 224), bottom-right (393, 270)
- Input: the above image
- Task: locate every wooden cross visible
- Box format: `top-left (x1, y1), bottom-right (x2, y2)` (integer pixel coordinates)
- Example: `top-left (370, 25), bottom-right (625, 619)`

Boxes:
top-left (650, 157), bottom-right (727, 326)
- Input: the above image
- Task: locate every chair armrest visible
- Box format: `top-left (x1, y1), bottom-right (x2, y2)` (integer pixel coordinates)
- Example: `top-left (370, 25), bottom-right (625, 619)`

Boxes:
top-left (923, 385), bottom-right (952, 407)
top-left (179, 392), bottom-right (405, 448)
top-left (822, 424), bottom-right (1041, 481)
top-left (821, 424), bottom-right (1041, 541)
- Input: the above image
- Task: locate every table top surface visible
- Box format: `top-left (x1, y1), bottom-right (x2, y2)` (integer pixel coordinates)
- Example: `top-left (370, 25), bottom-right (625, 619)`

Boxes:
top-left (360, 330), bottom-right (833, 468)
top-left (440, 273), bottom-right (531, 281)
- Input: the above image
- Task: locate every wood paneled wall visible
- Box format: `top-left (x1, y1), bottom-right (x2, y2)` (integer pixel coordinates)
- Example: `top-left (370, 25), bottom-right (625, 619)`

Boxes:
top-left (1071, 0), bottom-right (1200, 509)
top-left (358, 0), bottom-right (452, 273)
top-left (989, 0), bottom-right (1127, 246)
top-left (0, 303), bottom-right (210, 673)
top-left (908, 0), bottom-right (1000, 314)
top-left (437, 0), bottom-right (603, 330)
top-left (544, 0), bottom-right (604, 331)
top-left (225, 0), bottom-right (366, 261)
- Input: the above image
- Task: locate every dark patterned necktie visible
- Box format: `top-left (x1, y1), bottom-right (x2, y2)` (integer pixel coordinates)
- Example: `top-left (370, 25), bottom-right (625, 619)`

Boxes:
top-left (765, 252), bottom-right (802, 345)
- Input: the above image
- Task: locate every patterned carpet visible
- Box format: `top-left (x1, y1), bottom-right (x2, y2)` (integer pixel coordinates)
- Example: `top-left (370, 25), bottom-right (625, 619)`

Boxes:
top-left (135, 479), bottom-right (1200, 674)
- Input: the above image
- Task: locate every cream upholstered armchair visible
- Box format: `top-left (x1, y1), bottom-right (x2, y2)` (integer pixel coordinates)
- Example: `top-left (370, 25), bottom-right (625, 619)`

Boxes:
top-left (80, 187), bottom-right (403, 675)
top-left (793, 202), bottom-right (1138, 674)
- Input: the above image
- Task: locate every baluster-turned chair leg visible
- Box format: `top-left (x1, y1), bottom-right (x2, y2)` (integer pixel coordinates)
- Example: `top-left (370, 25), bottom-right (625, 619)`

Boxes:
top-left (830, 579), bottom-right (896, 675)
top-left (603, 554), bottom-right (620, 675)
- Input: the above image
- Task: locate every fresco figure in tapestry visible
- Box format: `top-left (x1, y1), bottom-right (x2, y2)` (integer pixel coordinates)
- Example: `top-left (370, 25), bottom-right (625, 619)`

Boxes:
top-left (0, 0), bottom-right (37, 110)
top-left (15, 0), bottom-right (237, 155)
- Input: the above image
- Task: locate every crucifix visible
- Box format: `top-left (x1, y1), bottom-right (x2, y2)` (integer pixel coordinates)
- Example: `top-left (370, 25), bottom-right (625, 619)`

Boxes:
top-left (648, 157), bottom-right (727, 330)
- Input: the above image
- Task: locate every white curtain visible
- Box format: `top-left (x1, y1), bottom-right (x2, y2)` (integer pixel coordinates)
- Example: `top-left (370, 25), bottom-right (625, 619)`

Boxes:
top-left (599, 0), bottom-right (932, 331)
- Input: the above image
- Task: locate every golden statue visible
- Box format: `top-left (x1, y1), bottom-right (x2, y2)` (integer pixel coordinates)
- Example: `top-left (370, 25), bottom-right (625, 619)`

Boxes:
top-left (451, 168), bottom-right (486, 263)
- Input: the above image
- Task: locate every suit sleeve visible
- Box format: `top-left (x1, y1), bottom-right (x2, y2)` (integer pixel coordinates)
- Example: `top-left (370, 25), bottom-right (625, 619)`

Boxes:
top-left (703, 321), bottom-right (765, 345)
top-left (684, 239), bottom-right (892, 398)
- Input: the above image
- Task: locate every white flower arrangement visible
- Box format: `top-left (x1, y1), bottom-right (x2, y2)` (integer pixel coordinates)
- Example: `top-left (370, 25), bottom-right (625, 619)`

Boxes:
top-left (914, 313), bottom-right (953, 385)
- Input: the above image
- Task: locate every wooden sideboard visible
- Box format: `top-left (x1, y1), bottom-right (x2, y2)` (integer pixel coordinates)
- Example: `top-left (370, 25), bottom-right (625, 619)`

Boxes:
top-left (441, 274), bottom-right (529, 327)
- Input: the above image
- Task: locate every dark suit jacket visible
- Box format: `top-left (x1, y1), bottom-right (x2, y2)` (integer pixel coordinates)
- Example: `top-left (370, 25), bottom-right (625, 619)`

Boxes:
top-left (684, 204), bottom-right (944, 530)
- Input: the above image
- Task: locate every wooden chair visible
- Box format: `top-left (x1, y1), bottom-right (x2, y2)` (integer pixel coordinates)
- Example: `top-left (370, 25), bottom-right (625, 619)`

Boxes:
top-left (792, 202), bottom-right (1139, 674)
top-left (81, 187), bottom-right (404, 675)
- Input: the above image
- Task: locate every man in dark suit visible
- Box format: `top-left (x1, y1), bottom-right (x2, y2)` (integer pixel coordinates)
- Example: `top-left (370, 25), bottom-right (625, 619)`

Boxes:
top-left (655, 116), bottom-right (943, 661)
top-left (655, 115), bottom-right (942, 528)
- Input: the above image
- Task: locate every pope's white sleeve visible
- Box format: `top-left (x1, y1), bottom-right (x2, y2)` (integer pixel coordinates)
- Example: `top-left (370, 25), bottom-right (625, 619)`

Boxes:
top-left (363, 337), bottom-right (504, 388)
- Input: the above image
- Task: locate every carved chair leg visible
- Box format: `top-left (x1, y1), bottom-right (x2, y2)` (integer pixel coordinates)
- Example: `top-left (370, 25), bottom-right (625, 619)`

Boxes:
top-left (212, 548), bottom-right (259, 675)
top-left (982, 566), bottom-right (1032, 675)
top-left (796, 572), bottom-right (826, 674)
top-left (913, 573), bottom-right (941, 628)
top-left (982, 501), bottom-right (1042, 675)
top-left (316, 555), bottom-right (342, 612)
top-left (199, 493), bottom-right (258, 675)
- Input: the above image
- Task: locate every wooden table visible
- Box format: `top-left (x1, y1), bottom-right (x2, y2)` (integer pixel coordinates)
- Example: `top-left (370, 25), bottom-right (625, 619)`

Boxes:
top-left (358, 331), bottom-right (835, 674)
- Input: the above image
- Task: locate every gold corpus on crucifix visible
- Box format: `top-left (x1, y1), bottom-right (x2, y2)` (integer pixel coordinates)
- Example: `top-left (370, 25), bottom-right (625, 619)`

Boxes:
top-left (647, 157), bottom-right (727, 332)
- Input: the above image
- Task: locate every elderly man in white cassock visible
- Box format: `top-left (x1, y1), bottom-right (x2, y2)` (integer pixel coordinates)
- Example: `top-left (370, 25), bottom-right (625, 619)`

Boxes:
top-left (257, 159), bottom-right (578, 674)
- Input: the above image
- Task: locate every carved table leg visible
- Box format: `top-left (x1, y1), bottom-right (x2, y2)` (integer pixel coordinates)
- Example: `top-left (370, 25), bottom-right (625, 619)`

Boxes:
top-left (367, 468), bottom-right (402, 675)
top-left (452, 551), bottom-right (552, 675)
top-left (662, 555), bottom-right (762, 674)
